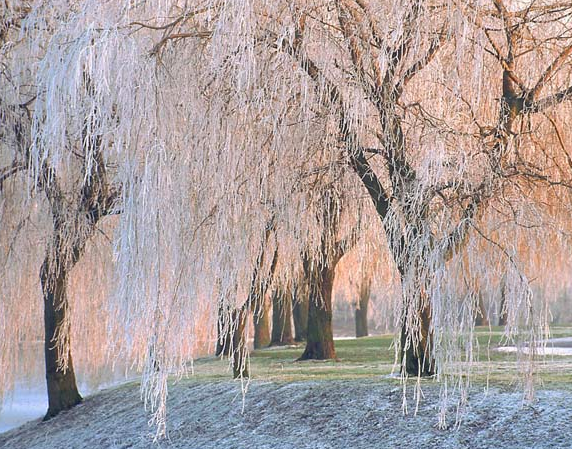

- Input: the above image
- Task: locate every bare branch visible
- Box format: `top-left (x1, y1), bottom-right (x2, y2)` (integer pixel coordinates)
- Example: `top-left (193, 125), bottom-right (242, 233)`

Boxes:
top-left (530, 43), bottom-right (572, 99)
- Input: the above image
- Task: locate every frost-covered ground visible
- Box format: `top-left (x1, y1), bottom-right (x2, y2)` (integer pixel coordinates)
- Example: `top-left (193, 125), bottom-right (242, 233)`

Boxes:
top-left (1, 379), bottom-right (572, 449)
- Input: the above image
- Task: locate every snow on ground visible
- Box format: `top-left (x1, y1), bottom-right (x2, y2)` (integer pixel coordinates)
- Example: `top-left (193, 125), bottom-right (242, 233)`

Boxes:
top-left (1, 379), bottom-right (572, 449)
top-left (496, 346), bottom-right (572, 356)
top-left (497, 337), bottom-right (572, 356)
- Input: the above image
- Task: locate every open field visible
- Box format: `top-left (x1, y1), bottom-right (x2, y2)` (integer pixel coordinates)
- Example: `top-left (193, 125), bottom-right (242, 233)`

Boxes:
top-left (3, 327), bottom-right (572, 448)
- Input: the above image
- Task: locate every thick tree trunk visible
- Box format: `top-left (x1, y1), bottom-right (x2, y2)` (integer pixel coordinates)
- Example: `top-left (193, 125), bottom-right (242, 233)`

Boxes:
top-left (270, 289), bottom-right (294, 346)
top-left (292, 286), bottom-right (309, 342)
top-left (400, 298), bottom-right (434, 377)
top-left (355, 306), bottom-right (368, 338)
top-left (253, 295), bottom-right (271, 349)
top-left (355, 277), bottom-right (370, 338)
top-left (232, 308), bottom-right (249, 379)
top-left (299, 262), bottom-right (336, 360)
top-left (40, 259), bottom-right (82, 420)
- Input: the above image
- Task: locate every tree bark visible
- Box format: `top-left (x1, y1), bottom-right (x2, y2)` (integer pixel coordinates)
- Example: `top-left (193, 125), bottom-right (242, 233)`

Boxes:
top-left (232, 308), bottom-right (249, 379)
top-left (270, 289), bottom-right (294, 346)
top-left (292, 285), bottom-right (309, 342)
top-left (400, 295), bottom-right (434, 377)
top-left (499, 293), bottom-right (508, 326)
top-left (40, 258), bottom-right (82, 420)
top-left (355, 276), bottom-right (370, 338)
top-left (253, 295), bottom-right (271, 349)
top-left (498, 275), bottom-right (508, 326)
top-left (215, 303), bottom-right (232, 356)
top-left (474, 292), bottom-right (489, 326)
top-left (298, 260), bottom-right (337, 360)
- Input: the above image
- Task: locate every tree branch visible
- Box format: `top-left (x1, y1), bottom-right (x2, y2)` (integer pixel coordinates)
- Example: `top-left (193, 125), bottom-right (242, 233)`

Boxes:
top-left (530, 43), bottom-right (572, 100)
top-left (528, 84), bottom-right (572, 112)
top-left (397, 28), bottom-right (447, 92)
top-left (0, 162), bottom-right (26, 193)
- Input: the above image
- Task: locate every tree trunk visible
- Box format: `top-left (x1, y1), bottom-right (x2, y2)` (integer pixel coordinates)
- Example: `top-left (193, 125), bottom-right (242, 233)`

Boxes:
top-left (292, 285), bottom-right (309, 342)
top-left (253, 295), bottom-right (271, 349)
top-left (400, 297), bottom-right (434, 377)
top-left (355, 276), bottom-right (370, 338)
top-left (215, 304), bottom-right (232, 356)
top-left (270, 289), bottom-right (294, 346)
top-left (474, 292), bottom-right (489, 326)
top-left (499, 295), bottom-right (507, 326)
top-left (499, 277), bottom-right (508, 326)
top-left (232, 308), bottom-right (249, 379)
top-left (299, 261), bottom-right (337, 360)
top-left (40, 258), bottom-right (82, 420)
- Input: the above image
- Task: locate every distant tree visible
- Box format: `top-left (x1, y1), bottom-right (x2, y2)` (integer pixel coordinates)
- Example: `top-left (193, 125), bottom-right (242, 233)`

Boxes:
top-left (292, 284), bottom-right (309, 342)
top-left (298, 189), bottom-right (357, 360)
top-left (270, 288), bottom-right (295, 346)
top-left (355, 274), bottom-right (371, 338)
top-left (253, 293), bottom-right (271, 349)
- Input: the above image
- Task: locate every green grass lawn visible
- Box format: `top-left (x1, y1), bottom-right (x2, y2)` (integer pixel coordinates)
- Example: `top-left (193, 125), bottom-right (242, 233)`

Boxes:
top-left (188, 326), bottom-right (572, 389)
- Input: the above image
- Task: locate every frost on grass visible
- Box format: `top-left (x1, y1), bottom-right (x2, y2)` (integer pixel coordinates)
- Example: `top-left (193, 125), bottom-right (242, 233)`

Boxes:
top-left (2, 380), bottom-right (572, 449)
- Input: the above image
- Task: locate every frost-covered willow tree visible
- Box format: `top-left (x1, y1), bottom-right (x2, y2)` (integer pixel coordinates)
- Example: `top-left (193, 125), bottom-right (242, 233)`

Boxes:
top-left (1, 1), bottom-right (125, 419)
top-left (22, 0), bottom-right (367, 431)
top-left (257, 0), bottom-right (572, 378)
top-left (7, 0), bottom-right (572, 434)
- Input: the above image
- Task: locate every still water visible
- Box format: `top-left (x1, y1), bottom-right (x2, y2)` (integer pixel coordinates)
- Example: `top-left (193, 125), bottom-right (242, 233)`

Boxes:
top-left (0, 343), bottom-right (136, 433)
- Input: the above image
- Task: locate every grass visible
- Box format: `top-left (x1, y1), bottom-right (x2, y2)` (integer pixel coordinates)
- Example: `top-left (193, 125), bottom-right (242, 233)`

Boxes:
top-left (187, 326), bottom-right (572, 389)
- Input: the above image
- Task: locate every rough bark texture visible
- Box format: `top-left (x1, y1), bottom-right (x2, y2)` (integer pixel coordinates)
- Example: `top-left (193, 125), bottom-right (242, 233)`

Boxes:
top-left (292, 285), bottom-right (309, 342)
top-left (299, 260), bottom-right (337, 360)
top-left (355, 276), bottom-right (370, 338)
top-left (232, 308), bottom-right (249, 379)
top-left (41, 258), bottom-right (82, 420)
top-left (270, 289), bottom-right (294, 346)
top-left (253, 295), bottom-right (271, 349)
top-left (400, 298), bottom-right (434, 377)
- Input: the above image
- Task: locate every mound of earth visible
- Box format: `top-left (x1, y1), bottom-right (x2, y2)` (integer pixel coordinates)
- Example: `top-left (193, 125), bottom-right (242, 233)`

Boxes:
top-left (1, 379), bottom-right (572, 448)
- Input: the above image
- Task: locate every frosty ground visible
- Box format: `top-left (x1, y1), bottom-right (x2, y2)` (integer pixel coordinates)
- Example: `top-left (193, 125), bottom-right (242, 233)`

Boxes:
top-left (2, 379), bottom-right (572, 449)
top-left (3, 330), bottom-right (572, 449)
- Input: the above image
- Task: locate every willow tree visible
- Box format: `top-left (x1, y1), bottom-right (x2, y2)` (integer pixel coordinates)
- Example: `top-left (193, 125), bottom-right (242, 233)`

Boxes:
top-left (265, 0), bottom-right (572, 377)
top-left (0, 1), bottom-right (124, 419)
top-left (297, 187), bottom-right (360, 360)
top-left (16, 0), bottom-right (572, 435)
